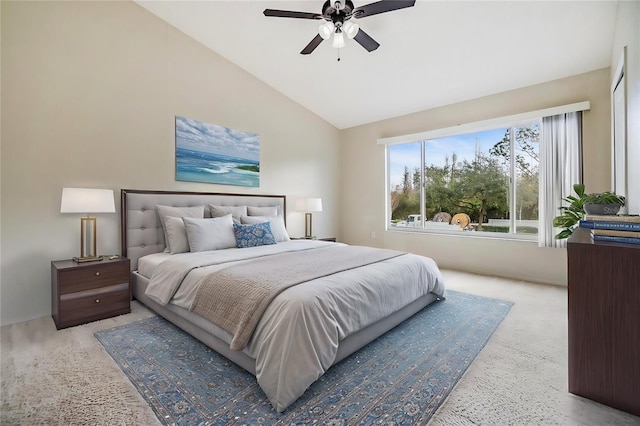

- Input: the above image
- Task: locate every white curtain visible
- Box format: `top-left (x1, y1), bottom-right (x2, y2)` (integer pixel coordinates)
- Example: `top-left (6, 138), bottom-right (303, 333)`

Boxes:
top-left (539, 112), bottom-right (582, 248)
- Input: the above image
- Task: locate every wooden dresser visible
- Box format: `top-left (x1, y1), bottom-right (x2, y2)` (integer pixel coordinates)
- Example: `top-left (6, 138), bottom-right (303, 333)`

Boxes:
top-left (51, 257), bottom-right (130, 329)
top-left (567, 227), bottom-right (640, 416)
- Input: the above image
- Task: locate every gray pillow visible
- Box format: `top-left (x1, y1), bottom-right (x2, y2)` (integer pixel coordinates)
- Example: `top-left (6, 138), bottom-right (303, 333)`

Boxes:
top-left (182, 215), bottom-right (237, 252)
top-left (247, 206), bottom-right (279, 217)
top-left (156, 205), bottom-right (205, 252)
top-left (240, 215), bottom-right (290, 242)
top-left (209, 204), bottom-right (247, 224)
top-left (163, 216), bottom-right (190, 254)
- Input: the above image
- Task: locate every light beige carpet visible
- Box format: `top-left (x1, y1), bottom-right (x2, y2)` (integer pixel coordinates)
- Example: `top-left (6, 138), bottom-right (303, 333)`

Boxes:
top-left (430, 271), bottom-right (639, 426)
top-left (2, 270), bottom-right (639, 425)
top-left (1, 304), bottom-right (160, 425)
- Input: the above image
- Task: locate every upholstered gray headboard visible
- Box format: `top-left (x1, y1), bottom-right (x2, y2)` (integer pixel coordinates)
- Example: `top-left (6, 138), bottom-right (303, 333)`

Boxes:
top-left (121, 189), bottom-right (287, 271)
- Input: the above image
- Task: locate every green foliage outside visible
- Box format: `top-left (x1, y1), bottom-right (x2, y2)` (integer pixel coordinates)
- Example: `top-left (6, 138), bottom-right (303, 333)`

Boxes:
top-left (391, 126), bottom-right (540, 233)
top-left (236, 165), bottom-right (260, 173)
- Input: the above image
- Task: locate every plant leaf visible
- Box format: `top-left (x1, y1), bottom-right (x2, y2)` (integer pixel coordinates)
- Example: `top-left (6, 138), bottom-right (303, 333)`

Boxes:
top-left (555, 229), bottom-right (573, 239)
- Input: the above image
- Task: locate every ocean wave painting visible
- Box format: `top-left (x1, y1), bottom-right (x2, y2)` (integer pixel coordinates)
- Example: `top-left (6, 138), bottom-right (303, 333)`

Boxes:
top-left (175, 116), bottom-right (260, 187)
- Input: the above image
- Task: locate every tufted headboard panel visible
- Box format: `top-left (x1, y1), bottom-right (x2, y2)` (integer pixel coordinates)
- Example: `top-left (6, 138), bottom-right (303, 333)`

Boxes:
top-left (121, 189), bottom-right (287, 271)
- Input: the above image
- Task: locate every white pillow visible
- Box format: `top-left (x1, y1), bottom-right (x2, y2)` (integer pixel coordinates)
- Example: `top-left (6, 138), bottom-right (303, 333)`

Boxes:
top-left (240, 215), bottom-right (290, 242)
top-left (164, 216), bottom-right (190, 254)
top-left (182, 215), bottom-right (237, 252)
top-left (156, 205), bottom-right (205, 252)
top-left (209, 205), bottom-right (247, 224)
top-left (247, 206), bottom-right (279, 217)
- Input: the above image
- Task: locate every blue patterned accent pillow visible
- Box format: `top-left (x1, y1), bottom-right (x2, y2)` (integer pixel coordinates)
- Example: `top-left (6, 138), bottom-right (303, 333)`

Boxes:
top-left (233, 222), bottom-right (277, 248)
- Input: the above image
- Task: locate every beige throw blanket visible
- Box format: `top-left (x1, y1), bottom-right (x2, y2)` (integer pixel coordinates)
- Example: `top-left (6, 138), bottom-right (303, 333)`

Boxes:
top-left (191, 245), bottom-right (405, 351)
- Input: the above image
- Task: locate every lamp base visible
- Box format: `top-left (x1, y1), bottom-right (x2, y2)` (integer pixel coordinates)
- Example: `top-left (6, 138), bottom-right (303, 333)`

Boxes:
top-left (304, 212), bottom-right (314, 239)
top-left (73, 255), bottom-right (104, 263)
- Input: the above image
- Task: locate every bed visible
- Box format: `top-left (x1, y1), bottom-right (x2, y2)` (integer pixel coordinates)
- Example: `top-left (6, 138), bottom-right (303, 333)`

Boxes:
top-left (121, 189), bottom-right (446, 412)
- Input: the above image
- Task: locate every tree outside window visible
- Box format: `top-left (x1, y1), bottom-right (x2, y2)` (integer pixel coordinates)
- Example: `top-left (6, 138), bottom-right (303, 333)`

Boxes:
top-left (388, 122), bottom-right (540, 236)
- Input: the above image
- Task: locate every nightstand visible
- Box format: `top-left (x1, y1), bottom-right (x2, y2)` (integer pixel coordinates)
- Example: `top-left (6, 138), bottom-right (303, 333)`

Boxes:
top-left (51, 257), bottom-right (130, 329)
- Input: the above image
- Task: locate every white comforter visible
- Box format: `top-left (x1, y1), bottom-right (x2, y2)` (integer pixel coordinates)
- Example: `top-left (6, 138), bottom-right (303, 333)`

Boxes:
top-left (143, 240), bottom-right (446, 412)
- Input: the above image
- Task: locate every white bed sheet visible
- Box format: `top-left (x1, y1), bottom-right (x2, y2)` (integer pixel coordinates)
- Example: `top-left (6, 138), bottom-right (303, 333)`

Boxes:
top-left (139, 241), bottom-right (446, 412)
top-left (137, 252), bottom-right (172, 279)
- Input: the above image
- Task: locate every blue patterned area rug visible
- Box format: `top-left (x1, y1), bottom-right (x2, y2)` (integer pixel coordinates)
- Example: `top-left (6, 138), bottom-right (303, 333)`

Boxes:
top-left (95, 290), bottom-right (512, 425)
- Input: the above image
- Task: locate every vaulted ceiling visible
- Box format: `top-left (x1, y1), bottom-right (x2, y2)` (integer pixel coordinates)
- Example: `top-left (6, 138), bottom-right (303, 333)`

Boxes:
top-left (135, 0), bottom-right (618, 129)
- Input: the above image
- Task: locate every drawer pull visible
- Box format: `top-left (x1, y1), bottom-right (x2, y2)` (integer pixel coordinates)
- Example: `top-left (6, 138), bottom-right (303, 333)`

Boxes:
top-left (95, 272), bottom-right (100, 276)
top-left (95, 299), bottom-right (100, 303)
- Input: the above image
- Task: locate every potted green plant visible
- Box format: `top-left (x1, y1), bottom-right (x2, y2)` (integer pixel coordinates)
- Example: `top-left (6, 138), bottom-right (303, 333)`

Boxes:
top-left (552, 184), bottom-right (625, 239)
top-left (583, 191), bottom-right (626, 215)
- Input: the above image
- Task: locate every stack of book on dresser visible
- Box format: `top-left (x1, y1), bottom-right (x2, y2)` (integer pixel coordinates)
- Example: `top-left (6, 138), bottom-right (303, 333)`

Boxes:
top-left (579, 214), bottom-right (640, 245)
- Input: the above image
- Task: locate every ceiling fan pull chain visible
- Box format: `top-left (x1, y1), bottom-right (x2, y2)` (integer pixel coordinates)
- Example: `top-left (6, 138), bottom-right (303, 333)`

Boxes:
top-left (337, 49), bottom-right (341, 62)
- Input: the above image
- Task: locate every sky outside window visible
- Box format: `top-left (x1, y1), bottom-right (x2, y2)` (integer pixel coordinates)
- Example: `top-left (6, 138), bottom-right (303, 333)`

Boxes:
top-left (389, 128), bottom-right (508, 186)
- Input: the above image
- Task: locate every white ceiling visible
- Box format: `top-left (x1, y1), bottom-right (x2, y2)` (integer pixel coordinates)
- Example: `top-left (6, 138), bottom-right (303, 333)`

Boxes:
top-left (135, 0), bottom-right (618, 129)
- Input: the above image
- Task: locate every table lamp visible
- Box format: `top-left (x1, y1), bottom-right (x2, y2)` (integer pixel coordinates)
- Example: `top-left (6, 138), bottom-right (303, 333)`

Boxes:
top-left (295, 197), bottom-right (323, 239)
top-left (60, 188), bottom-right (115, 262)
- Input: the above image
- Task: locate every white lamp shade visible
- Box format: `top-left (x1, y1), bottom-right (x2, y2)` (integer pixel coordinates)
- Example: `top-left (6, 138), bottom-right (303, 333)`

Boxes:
top-left (332, 31), bottom-right (345, 49)
top-left (60, 188), bottom-right (115, 213)
top-left (295, 198), bottom-right (323, 212)
top-left (343, 21), bottom-right (359, 39)
top-left (318, 21), bottom-right (335, 40)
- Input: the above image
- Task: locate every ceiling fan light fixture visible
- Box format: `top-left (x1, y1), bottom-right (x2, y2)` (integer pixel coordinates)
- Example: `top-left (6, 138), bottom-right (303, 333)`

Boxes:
top-left (332, 30), bottom-right (345, 48)
top-left (343, 21), bottom-right (359, 39)
top-left (264, 0), bottom-right (416, 55)
top-left (318, 21), bottom-right (335, 40)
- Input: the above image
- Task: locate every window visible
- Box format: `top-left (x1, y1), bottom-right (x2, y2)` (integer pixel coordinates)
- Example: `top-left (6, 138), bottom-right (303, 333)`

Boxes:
top-left (387, 121), bottom-right (541, 239)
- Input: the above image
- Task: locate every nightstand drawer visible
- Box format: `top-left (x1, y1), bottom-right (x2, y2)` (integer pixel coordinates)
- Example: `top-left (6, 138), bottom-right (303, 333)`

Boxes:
top-left (58, 283), bottom-right (130, 327)
top-left (58, 263), bottom-right (129, 294)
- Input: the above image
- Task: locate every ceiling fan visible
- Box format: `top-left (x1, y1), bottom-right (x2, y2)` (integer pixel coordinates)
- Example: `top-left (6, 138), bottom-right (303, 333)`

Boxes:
top-left (263, 0), bottom-right (416, 55)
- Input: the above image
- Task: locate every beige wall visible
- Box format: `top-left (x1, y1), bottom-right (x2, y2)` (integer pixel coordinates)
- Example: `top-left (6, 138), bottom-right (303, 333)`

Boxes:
top-left (340, 69), bottom-right (612, 286)
top-left (611, 0), bottom-right (640, 215)
top-left (0, 1), bottom-right (341, 325)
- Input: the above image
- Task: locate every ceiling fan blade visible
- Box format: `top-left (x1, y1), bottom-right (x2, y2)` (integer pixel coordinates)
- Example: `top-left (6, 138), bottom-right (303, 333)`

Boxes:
top-left (353, 0), bottom-right (416, 18)
top-left (353, 29), bottom-right (380, 52)
top-left (300, 34), bottom-right (325, 55)
top-left (263, 9), bottom-right (323, 19)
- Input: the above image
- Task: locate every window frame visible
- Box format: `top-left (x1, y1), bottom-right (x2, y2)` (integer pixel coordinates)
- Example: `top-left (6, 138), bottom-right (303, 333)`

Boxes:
top-left (385, 119), bottom-right (541, 241)
top-left (381, 102), bottom-right (590, 243)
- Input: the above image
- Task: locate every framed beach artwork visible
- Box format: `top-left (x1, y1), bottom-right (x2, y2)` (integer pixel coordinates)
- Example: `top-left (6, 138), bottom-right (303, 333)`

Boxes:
top-left (175, 116), bottom-right (260, 187)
